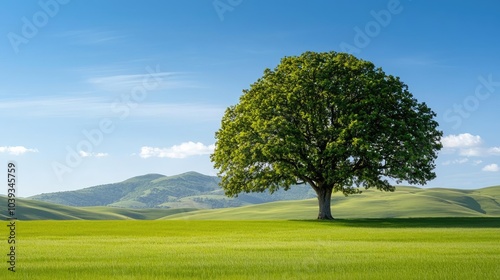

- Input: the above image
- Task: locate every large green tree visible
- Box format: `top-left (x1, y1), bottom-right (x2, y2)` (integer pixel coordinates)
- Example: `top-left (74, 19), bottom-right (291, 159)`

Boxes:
top-left (211, 51), bottom-right (442, 219)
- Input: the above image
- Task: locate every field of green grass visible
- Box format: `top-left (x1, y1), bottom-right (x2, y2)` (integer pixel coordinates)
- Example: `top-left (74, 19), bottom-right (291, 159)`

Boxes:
top-left (8, 219), bottom-right (499, 279)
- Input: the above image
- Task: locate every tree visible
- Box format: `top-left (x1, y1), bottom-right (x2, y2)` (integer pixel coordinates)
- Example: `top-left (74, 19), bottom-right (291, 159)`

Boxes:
top-left (211, 51), bottom-right (442, 220)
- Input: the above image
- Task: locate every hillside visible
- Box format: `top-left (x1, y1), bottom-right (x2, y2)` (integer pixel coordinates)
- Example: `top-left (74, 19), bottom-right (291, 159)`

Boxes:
top-left (7, 185), bottom-right (500, 220)
top-left (0, 196), bottom-right (196, 220)
top-left (29, 171), bottom-right (316, 209)
top-left (163, 185), bottom-right (500, 220)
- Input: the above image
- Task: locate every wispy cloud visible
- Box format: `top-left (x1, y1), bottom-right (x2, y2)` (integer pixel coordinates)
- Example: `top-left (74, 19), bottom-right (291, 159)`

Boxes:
top-left (0, 146), bottom-right (38, 155)
top-left (459, 147), bottom-right (500, 157)
top-left (88, 71), bottom-right (196, 92)
top-left (55, 29), bottom-right (127, 45)
top-left (79, 151), bottom-right (109, 158)
top-left (488, 147), bottom-right (500, 155)
top-left (139, 142), bottom-right (215, 159)
top-left (0, 65), bottom-right (214, 120)
top-left (442, 158), bottom-right (469, 166)
top-left (124, 103), bottom-right (224, 120)
top-left (482, 164), bottom-right (499, 172)
top-left (0, 96), bottom-right (224, 120)
top-left (0, 96), bottom-right (111, 118)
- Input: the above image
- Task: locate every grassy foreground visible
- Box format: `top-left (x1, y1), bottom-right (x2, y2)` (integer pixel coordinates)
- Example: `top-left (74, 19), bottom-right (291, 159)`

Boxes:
top-left (8, 218), bottom-right (499, 279)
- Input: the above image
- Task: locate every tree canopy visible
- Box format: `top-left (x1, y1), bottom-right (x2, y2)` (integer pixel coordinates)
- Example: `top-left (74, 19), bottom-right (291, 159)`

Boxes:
top-left (211, 51), bottom-right (442, 219)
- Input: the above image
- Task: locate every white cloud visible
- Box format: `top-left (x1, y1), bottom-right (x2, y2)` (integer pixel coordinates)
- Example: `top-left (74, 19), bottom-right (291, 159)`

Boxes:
top-left (441, 133), bottom-right (500, 157)
top-left (482, 164), bottom-right (499, 172)
top-left (457, 147), bottom-right (500, 157)
top-left (459, 148), bottom-right (483, 157)
top-left (79, 151), bottom-right (109, 158)
top-left (488, 147), bottom-right (500, 155)
top-left (473, 160), bottom-right (483, 166)
top-left (441, 133), bottom-right (482, 148)
top-left (95, 153), bottom-right (109, 158)
top-left (139, 142), bottom-right (215, 159)
top-left (442, 158), bottom-right (469, 166)
top-left (0, 146), bottom-right (38, 155)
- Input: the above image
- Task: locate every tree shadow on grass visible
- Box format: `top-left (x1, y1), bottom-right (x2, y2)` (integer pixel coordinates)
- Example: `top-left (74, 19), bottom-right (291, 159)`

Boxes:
top-left (290, 217), bottom-right (500, 228)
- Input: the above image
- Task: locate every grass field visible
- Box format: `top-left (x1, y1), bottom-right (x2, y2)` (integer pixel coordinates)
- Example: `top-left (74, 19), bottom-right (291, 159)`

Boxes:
top-left (7, 218), bottom-right (499, 279)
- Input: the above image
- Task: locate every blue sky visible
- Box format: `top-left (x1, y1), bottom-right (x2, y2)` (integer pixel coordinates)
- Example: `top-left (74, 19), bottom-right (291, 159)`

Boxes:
top-left (1, 0), bottom-right (499, 197)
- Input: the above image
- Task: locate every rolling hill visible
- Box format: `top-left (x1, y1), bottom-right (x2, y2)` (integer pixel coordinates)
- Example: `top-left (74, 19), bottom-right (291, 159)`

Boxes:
top-left (0, 195), bottom-right (196, 220)
top-left (4, 184), bottom-right (499, 220)
top-left (163, 185), bottom-right (500, 220)
top-left (28, 171), bottom-right (316, 209)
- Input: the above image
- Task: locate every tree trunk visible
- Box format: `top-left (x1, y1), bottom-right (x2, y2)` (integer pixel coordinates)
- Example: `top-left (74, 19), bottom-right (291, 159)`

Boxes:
top-left (315, 186), bottom-right (334, 220)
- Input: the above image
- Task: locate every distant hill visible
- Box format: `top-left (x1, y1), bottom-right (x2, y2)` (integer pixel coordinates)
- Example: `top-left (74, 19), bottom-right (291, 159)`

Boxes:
top-left (29, 171), bottom-right (316, 209)
top-left (5, 185), bottom-right (499, 220)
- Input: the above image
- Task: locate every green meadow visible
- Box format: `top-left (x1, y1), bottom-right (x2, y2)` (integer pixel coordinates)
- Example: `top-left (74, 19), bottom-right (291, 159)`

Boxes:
top-left (8, 219), bottom-right (500, 280)
top-left (4, 186), bottom-right (499, 278)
